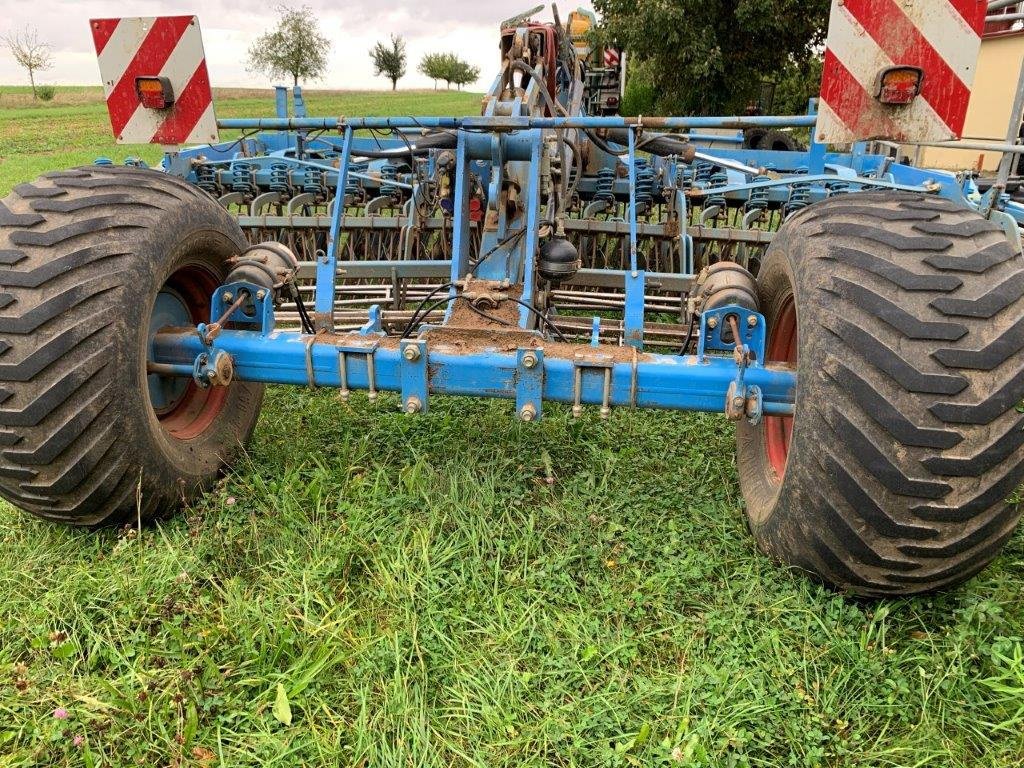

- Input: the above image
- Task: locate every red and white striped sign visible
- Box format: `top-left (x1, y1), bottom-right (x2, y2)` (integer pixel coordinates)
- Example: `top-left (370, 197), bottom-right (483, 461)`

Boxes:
top-left (90, 16), bottom-right (218, 146)
top-left (604, 47), bottom-right (620, 69)
top-left (817, 0), bottom-right (987, 144)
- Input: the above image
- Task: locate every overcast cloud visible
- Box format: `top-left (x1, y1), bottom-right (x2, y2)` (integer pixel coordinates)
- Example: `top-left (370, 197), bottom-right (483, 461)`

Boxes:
top-left (0, 1), bottom-right (594, 91)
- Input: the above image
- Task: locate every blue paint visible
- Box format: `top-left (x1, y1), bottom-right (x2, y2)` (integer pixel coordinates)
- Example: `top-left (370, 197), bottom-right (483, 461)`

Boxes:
top-left (151, 325), bottom-right (796, 416)
top-left (316, 125), bottom-right (354, 328)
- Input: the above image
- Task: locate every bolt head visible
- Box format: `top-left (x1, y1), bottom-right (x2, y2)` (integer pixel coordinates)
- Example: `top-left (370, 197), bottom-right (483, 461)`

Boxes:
top-left (520, 404), bottom-right (537, 421)
top-left (707, 316), bottom-right (719, 329)
top-left (522, 352), bottom-right (538, 369)
top-left (256, 289), bottom-right (267, 300)
top-left (222, 292), bottom-right (233, 303)
top-left (747, 315), bottom-right (758, 327)
top-left (403, 345), bottom-right (421, 362)
top-left (405, 397), bottom-right (422, 414)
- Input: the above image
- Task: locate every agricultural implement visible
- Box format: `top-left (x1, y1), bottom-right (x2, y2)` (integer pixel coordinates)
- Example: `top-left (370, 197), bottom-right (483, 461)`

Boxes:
top-left (0, 2), bottom-right (1022, 597)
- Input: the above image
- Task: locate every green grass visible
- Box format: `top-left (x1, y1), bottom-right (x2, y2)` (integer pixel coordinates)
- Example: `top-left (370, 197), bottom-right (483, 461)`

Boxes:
top-left (1, 88), bottom-right (1024, 767)
top-left (0, 87), bottom-right (482, 197)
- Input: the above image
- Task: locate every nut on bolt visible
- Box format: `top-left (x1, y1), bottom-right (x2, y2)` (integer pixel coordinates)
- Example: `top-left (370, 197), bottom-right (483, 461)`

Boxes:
top-left (747, 315), bottom-right (758, 327)
top-left (404, 396), bottom-right (422, 414)
top-left (520, 403), bottom-right (537, 421)
top-left (521, 351), bottom-right (538, 369)
top-left (403, 345), bottom-right (421, 362)
top-left (706, 316), bottom-right (719, 329)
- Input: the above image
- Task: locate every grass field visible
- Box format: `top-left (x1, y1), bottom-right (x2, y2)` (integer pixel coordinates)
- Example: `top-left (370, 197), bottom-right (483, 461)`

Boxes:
top-left (0, 87), bottom-right (1023, 767)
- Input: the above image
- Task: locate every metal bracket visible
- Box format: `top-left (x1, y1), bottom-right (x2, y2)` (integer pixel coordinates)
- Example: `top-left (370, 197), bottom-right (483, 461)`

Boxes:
top-left (696, 304), bottom-right (769, 424)
top-left (360, 304), bottom-right (384, 336)
top-left (624, 269), bottom-right (645, 349)
top-left (210, 281), bottom-right (275, 334)
top-left (696, 305), bottom-right (767, 363)
top-left (516, 348), bottom-right (544, 421)
top-left (336, 339), bottom-right (380, 402)
top-left (572, 352), bottom-right (614, 419)
top-left (989, 209), bottom-right (1023, 254)
top-left (399, 338), bottom-right (428, 414)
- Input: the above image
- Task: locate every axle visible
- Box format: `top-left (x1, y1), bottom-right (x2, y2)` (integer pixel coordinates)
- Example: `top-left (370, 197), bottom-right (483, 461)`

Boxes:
top-left (151, 326), bottom-right (796, 419)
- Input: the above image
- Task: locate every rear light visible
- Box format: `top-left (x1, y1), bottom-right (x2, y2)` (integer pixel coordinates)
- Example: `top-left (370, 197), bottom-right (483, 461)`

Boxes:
top-left (135, 76), bottom-right (175, 109)
top-left (875, 66), bottom-right (923, 105)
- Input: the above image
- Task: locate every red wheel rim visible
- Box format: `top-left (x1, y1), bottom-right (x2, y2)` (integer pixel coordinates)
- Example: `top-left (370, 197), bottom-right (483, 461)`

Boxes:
top-left (147, 264), bottom-right (227, 441)
top-left (764, 296), bottom-right (797, 482)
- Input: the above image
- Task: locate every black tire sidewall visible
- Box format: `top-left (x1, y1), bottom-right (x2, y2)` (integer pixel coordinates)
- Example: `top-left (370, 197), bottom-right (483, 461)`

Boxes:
top-left (124, 191), bottom-right (264, 515)
top-left (736, 240), bottom-right (801, 541)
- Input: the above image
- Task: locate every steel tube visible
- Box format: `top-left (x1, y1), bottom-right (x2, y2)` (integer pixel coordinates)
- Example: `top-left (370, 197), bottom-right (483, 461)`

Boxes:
top-left (986, 11), bottom-right (1024, 21)
top-left (912, 140), bottom-right (1024, 154)
top-left (217, 114), bottom-right (819, 132)
top-left (152, 329), bottom-right (796, 415)
top-left (997, 57), bottom-right (1024, 185)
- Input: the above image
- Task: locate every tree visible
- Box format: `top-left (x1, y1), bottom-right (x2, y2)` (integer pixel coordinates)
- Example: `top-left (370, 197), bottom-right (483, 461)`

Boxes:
top-left (3, 26), bottom-right (53, 100)
top-left (370, 34), bottom-right (407, 90)
top-left (419, 52), bottom-right (450, 90)
top-left (247, 5), bottom-right (330, 87)
top-left (592, 0), bottom-right (830, 115)
top-left (771, 55), bottom-right (824, 116)
top-left (418, 52), bottom-right (478, 90)
top-left (451, 59), bottom-right (480, 91)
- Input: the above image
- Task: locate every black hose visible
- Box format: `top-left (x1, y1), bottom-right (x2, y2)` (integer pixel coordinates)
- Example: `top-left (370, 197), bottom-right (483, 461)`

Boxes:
top-left (600, 128), bottom-right (696, 162)
top-left (350, 131), bottom-right (458, 159)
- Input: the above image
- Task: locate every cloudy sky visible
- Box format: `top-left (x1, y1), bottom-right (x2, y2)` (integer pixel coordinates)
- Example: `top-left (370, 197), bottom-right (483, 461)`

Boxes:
top-left (0, 1), bottom-right (595, 90)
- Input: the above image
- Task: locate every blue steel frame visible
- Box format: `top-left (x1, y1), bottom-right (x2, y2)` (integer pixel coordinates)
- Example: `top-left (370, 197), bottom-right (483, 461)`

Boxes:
top-left (146, 93), bottom-right (1022, 421)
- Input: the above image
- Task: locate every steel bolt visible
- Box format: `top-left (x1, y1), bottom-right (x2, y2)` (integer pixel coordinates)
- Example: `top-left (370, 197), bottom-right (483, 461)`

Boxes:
top-left (403, 345), bottom-right (421, 362)
top-left (222, 291), bottom-right (233, 303)
top-left (405, 397), bottom-right (422, 414)
top-left (256, 289), bottom-right (267, 300)
top-left (522, 351), bottom-right (538, 369)
top-left (707, 316), bottom-right (718, 329)
top-left (747, 315), bottom-right (758, 327)
top-left (520, 404), bottom-right (537, 421)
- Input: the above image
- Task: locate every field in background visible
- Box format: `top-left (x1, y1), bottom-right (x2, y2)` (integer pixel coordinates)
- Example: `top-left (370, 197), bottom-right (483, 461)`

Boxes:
top-left (0, 87), bottom-right (482, 197)
top-left (0, 89), bottom-right (1023, 767)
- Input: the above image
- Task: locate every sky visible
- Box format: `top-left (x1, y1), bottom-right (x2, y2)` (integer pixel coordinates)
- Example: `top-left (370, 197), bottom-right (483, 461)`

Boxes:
top-left (0, 1), bottom-right (595, 91)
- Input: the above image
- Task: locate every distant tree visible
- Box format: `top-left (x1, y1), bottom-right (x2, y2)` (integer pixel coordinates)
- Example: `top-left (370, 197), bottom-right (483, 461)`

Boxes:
top-left (451, 59), bottom-right (480, 91)
top-left (419, 52), bottom-right (450, 90)
top-left (247, 5), bottom-right (330, 87)
top-left (370, 34), bottom-right (407, 90)
top-left (2, 26), bottom-right (53, 100)
top-left (418, 52), bottom-right (478, 90)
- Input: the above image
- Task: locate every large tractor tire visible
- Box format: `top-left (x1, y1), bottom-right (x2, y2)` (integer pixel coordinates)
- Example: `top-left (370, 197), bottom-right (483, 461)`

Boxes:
top-left (737, 191), bottom-right (1024, 596)
top-left (759, 129), bottom-right (800, 152)
top-left (0, 166), bottom-right (263, 526)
